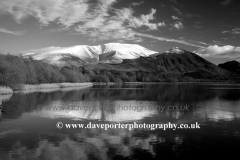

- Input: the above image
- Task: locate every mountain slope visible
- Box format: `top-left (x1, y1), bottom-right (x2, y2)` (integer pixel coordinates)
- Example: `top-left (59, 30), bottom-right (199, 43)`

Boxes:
top-left (83, 47), bottom-right (232, 81)
top-left (102, 43), bottom-right (156, 59)
top-left (22, 44), bottom-right (238, 82)
top-left (218, 61), bottom-right (240, 75)
top-left (22, 43), bottom-right (158, 66)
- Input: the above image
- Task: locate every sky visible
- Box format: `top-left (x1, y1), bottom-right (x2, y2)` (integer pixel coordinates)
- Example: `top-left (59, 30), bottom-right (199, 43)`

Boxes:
top-left (0, 0), bottom-right (240, 64)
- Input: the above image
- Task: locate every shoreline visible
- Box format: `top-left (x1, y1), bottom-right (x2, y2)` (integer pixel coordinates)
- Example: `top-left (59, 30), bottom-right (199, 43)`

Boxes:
top-left (0, 86), bottom-right (13, 95)
top-left (0, 83), bottom-right (93, 95)
top-left (1, 81), bottom-right (239, 95)
top-left (94, 81), bottom-right (234, 85)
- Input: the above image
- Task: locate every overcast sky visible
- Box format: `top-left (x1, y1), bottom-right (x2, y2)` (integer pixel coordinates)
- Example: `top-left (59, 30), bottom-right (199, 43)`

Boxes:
top-left (0, 0), bottom-right (240, 64)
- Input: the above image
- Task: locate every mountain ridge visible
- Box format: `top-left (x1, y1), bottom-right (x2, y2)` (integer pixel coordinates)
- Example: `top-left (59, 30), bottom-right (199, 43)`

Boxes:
top-left (22, 43), bottom-right (158, 66)
top-left (21, 43), bottom-right (240, 82)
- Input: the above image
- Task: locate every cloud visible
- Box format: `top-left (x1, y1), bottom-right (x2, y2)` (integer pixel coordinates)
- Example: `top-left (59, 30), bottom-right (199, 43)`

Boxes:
top-left (171, 15), bottom-right (184, 30)
top-left (222, 28), bottom-right (240, 35)
top-left (171, 16), bottom-right (179, 20)
top-left (198, 42), bottom-right (209, 45)
top-left (210, 40), bottom-right (226, 46)
top-left (0, 0), bottom-right (203, 49)
top-left (133, 32), bottom-right (206, 48)
top-left (98, 0), bottom-right (117, 6)
top-left (172, 6), bottom-right (182, 15)
top-left (129, 8), bottom-right (166, 30)
top-left (76, 6), bottom-right (165, 41)
top-left (0, 27), bottom-right (25, 35)
top-left (195, 45), bottom-right (240, 59)
top-left (0, 0), bottom-right (188, 43)
top-left (132, 1), bottom-right (144, 6)
top-left (171, 7), bottom-right (200, 20)
top-left (221, 0), bottom-right (233, 5)
top-left (0, 0), bottom-right (163, 41)
top-left (171, 6), bottom-right (202, 19)
top-left (173, 21), bottom-right (184, 30)
top-left (0, 0), bottom-right (89, 27)
top-left (0, 0), bottom-right (169, 42)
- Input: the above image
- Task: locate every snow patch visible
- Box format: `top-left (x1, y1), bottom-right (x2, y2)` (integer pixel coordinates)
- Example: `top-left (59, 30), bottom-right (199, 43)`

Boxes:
top-left (167, 47), bottom-right (185, 54)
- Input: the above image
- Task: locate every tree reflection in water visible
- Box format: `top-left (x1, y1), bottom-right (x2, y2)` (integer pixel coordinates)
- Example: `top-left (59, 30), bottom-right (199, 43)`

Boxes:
top-left (0, 84), bottom-right (240, 159)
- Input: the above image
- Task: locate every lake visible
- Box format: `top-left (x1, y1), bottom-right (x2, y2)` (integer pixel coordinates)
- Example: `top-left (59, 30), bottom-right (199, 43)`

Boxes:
top-left (0, 83), bottom-right (240, 160)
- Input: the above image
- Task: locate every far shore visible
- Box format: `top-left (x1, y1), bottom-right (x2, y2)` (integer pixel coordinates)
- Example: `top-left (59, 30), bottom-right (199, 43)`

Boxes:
top-left (1, 81), bottom-right (239, 95)
top-left (0, 83), bottom-right (93, 95)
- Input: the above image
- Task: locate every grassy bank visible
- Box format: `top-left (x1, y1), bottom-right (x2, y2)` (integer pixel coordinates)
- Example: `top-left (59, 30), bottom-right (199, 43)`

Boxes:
top-left (21, 83), bottom-right (93, 91)
top-left (0, 86), bottom-right (13, 95)
top-left (0, 83), bottom-right (93, 95)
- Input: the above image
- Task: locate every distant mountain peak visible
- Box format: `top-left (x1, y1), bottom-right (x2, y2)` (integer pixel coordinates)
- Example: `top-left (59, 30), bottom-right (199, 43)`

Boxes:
top-left (167, 47), bottom-right (185, 54)
top-left (22, 43), bottom-right (158, 67)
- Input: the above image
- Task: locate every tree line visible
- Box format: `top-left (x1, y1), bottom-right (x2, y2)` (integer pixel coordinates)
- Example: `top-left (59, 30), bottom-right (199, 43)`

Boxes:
top-left (0, 53), bottom-right (183, 88)
top-left (1, 53), bottom-right (229, 90)
top-left (0, 54), bottom-right (90, 89)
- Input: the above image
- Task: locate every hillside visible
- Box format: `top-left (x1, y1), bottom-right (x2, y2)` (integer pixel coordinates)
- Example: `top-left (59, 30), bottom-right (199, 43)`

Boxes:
top-left (82, 47), bottom-right (232, 81)
top-left (218, 61), bottom-right (240, 75)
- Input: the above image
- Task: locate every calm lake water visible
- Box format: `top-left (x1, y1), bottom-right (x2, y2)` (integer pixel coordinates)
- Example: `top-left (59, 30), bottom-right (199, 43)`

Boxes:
top-left (0, 83), bottom-right (240, 160)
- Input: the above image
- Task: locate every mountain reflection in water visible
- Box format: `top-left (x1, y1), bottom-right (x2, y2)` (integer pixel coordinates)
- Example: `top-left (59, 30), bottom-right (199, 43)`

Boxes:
top-left (0, 84), bottom-right (240, 160)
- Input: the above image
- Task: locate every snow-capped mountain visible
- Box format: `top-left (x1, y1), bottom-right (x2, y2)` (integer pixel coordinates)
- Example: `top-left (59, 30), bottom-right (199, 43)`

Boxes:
top-left (22, 43), bottom-right (158, 66)
top-left (166, 47), bottom-right (185, 54)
